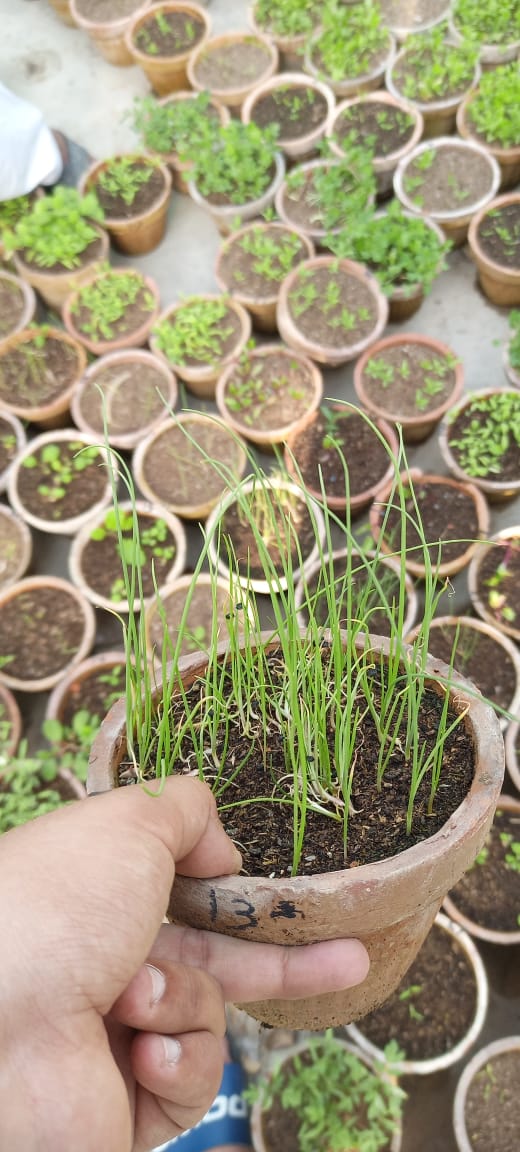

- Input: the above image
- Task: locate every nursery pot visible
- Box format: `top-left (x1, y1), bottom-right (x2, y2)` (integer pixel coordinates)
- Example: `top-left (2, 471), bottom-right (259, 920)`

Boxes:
top-left (443, 794), bottom-right (520, 945)
top-left (125, 2), bottom-right (211, 94)
top-left (452, 1036), bottom-right (520, 1152)
top-left (79, 156), bottom-right (173, 256)
top-left (62, 269), bottom-right (162, 356)
top-left (467, 193), bottom-right (520, 308)
top-left (241, 71), bottom-right (335, 163)
top-left (87, 630), bottom-right (504, 1030)
top-left (186, 29), bottom-right (279, 110)
top-left (326, 91), bottom-right (424, 201)
top-left (70, 347), bottom-right (178, 451)
top-left (214, 221), bottom-right (315, 333)
top-left (456, 94), bottom-right (520, 193)
top-left (12, 225), bottom-right (110, 313)
top-left (70, 0), bottom-right (153, 66)
top-left (394, 137), bottom-right (501, 248)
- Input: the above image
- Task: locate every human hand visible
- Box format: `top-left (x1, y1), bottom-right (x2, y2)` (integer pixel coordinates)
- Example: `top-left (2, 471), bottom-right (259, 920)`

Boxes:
top-left (0, 777), bottom-right (369, 1152)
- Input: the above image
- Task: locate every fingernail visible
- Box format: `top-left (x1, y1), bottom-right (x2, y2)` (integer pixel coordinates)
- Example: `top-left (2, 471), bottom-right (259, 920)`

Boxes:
top-left (162, 1036), bottom-right (182, 1065)
top-left (146, 963), bottom-right (166, 1006)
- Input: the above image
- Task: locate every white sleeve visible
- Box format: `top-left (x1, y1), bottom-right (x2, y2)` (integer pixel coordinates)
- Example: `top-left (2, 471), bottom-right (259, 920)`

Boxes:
top-left (0, 82), bottom-right (63, 200)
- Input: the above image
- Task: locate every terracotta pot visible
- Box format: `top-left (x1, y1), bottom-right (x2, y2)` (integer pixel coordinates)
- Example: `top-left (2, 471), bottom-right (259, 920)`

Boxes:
top-left (144, 572), bottom-right (240, 668)
top-left (438, 388), bottom-right (520, 503)
top-left (248, 2), bottom-right (320, 70)
top-left (62, 268), bottom-right (161, 356)
top-left (132, 412), bottom-right (248, 519)
top-left (379, 0), bottom-right (451, 42)
top-left (504, 720), bottom-right (520, 792)
top-left (79, 155), bottom-right (172, 255)
top-left (7, 429), bottom-right (112, 537)
top-left (327, 91), bottom-right (424, 200)
top-left (69, 499), bottom-right (187, 614)
top-left (0, 411), bottom-right (26, 495)
top-left (452, 1036), bottom-right (520, 1152)
top-left (386, 46), bottom-right (480, 139)
top-left (277, 255), bottom-right (389, 368)
top-left (370, 472), bottom-right (490, 579)
top-left (215, 342), bottom-right (323, 452)
top-left (215, 221), bottom-right (315, 333)
top-left (274, 158), bottom-right (374, 249)
top-left (49, 0), bottom-right (75, 25)
top-left (0, 504), bottom-right (32, 589)
top-left (444, 794), bottom-right (520, 946)
top-left (149, 295), bottom-right (252, 398)
top-left (448, 17), bottom-right (520, 70)
top-left (241, 72), bottom-right (335, 162)
top-left (125, 2), bottom-right (211, 94)
top-left (0, 326), bottom-right (87, 429)
top-left (294, 546), bottom-right (419, 637)
top-left (70, 0), bottom-right (153, 66)
top-left (382, 215), bottom-right (448, 323)
top-left (345, 913), bottom-right (489, 1076)
top-left (188, 150), bottom-right (285, 237)
top-left (87, 629), bottom-right (504, 1029)
top-left (394, 137), bottom-right (501, 247)
top-left (467, 193), bottom-right (520, 307)
top-left (12, 225), bottom-right (110, 313)
top-left (0, 575), bottom-right (96, 692)
top-left (186, 29), bottom-right (278, 110)
top-left (468, 527), bottom-right (520, 644)
top-left (0, 681), bottom-right (23, 758)
top-left (354, 332), bottom-right (465, 442)
top-left (143, 91), bottom-right (230, 194)
top-left (45, 649), bottom-right (128, 729)
top-left (304, 27), bottom-right (396, 99)
top-left (71, 347), bottom-right (177, 450)
top-left (457, 93), bottom-right (520, 192)
top-left (0, 270), bottom-right (37, 352)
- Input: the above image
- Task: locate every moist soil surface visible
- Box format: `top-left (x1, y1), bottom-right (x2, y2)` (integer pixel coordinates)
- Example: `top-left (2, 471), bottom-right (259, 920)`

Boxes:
top-left (463, 1050), bottom-right (520, 1152)
top-left (360, 342), bottom-right (458, 418)
top-left (221, 349), bottom-right (317, 432)
top-left (356, 919), bottom-right (478, 1060)
top-left (447, 805), bottom-right (520, 933)
top-left (288, 407), bottom-right (392, 501)
top-left (75, 0), bottom-right (143, 20)
top-left (476, 202), bottom-right (520, 270)
top-left (0, 586), bottom-right (86, 679)
top-left (333, 100), bottom-right (417, 159)
top-left (298, 551), bottom-right (409, 639)
top-left (128, 644), bottom-right (475, 876)
top-left (288, 265), bottom-right (379, 349)
top-left (19, 232), bottom-right (105, 277)
top-left (447, 402), bottom-right (520, 485)
top-left (135, 9), bottom-right (206, 56)
top-left (0, 276), bottom-right (25, 338)
top-left (218, 488), bottom-right (317, 582)
top-left (14, 441), bottom-right (107, 524)
top-left (375, 480), bottom-right (481, 569)
top-left (0, 334), bottom-right (81, 408)
top-left (192, 36), bottom-right (272, 91)
top-left (138, 417), bottom-right (245, 514)
top-left (58, 660), bottom-right (127, 728)
top-left (403, 145), bottom-right (495, 213)
top-left (78, 512), bottom-right (179, 602)
top-left (93, 163), bottom-right (166, 220)
top-left (474, 536), bottom-right (520, 633)
top-left (249, 84), bottom-right (329, 141)
top-left (218, 224), bottom-right (308, 300)
top-left (0, 417), bottom-right (19, 477)
top-left (421, 620), bottom-right (518, 715)
top-left (72, 280), bottom-right (156, 343)
top-left (78, 359), bottom-right (169, 437)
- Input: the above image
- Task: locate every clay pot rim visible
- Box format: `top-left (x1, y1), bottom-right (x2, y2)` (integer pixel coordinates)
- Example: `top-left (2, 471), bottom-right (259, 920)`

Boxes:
top-left (186, 28), bottom-right (279, 100)
top-left (12, 223), bottom-right (109, 283)
top-left (125, 0), bottom-right (211, 63)
top-left (215, 341), bottom-right (323, 446)
top-left (443, 793), bottom-right (520, 945)
top-left (326, 90), bottom-right (424, 172)
top-left (467, 192), bottom-right (520, 277)
top-left (304, 26), bottom-right (396, 92)
top-left (0, 574), bottom-right (96, 693)
top-left (0, 325), bottom-right (87, 423)
top-left (248, 1), bottom-right (311, 52)
top-left (394, 136), bottom-right (501, 223)
top-left (79, 155), bottom-right (172, 228)
top-left (241, 70), bottom-right (336, 155)
top-left (215, 220), bottom-right (315, 306)
top-left (62, 268), bottom-right (162, 357)
top-left (0, 269), bottom-right (37, 348)
top-left (380, 0), bottom-right (450, 41)
top-left (293, 542), bottom-right (418, 635)
top-left (70, 0), bottom-right (151, 34)
top-left (504, 719), bottom-right (520, 792)
top-left (456, 93), bottom-right (520, 163)
top-left (453, 1034), bottom-right (520, 1152)
top-left (448, 16), bottom-right (520, 65)
top-left (345, 911), bottom-right (489, 1076)
top-left (0, 503), bottom-right (33, 588)
top-left (71, 347), bottom-right (177, 450)
top-left (439, 387), bottom-right (520, 497)
top-left (45, 648), bottom-right (128, 726)
top-left (468, 526), bottom-right (520, 643)
top-left (149, 294), bottom-right (252, 384)
top-left (274, 156), bottom-right (372, 241)
top-left (0, 411), bottom-right (26, 494)
top-left (354, 331), bottom-right (465, 428)
top-left (188, 150), bottom-right (286, 228)
top-left (386, 44), bottom-right (481, 116)
top-left (7, 429), bottom-right (113, 537)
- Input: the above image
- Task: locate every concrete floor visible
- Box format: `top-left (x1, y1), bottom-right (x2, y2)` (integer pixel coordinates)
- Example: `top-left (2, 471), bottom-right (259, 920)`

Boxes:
top-left (1, 2), bottom-right (519, 1150)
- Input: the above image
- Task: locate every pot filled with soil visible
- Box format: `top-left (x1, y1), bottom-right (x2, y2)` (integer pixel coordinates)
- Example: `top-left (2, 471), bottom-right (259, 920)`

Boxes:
top-left (449, 0), bottom-right (520, 68)
top-left (7, 430), bottom-right (112, 536)
top-left (241, 71), bottom-right (335, 162)
top-left (248, 0), bottom-right (323, 70)
top-left (215, 220), bottom-right (314, 333)
top-left (274, 155), bottom-right (375, 249)
top-left (354, 332), bottom-right (464, 442)
top-left (69, 500), bottom-right (187, 614)
top-left (215, 341), bottom-right (323, 452)
top-left (144, 572), bottom-right (240, 668)
top-left (125, 1), bottom-right (211, 93)
top-left (378, 0), bottom-right (450, 41)
top-left (0, 269), bottom-right (36, 351)
top-left (150, 293), bottom-right (251, 398)
top-left (385, 26), bottom-right (480, 138)
top-left (131, 89), bottom-right (230, 195)
top-left (186, 28), bottom-right (278, 109)
top-left (63, 266), bottom-right (161, 356)
top-left (304, 2), bottom-right (395, 98)
top-left (284, 403), bottom-right (399, 514)
top-left (394, 136), bottom-right (501, 247)
top-left (0, 504), bottom-right (32, 590)
top-left (444, 795), bottom-right (520, 944)
top-left (439, 388), bottom-right (520, 503)
top-left (45, 650), bottom-right (128, 731)
top-left (326, 91), bottom-right (423, 200)
top-left (468, 528), bottom-right (520, 643)
top-left (294, 545), bottom-right (419, 640)
top-left (0, 412), bottom-right (26, 495)
top-left (0, 325), bottom-right (87, 429)
top-left (79, 154), bottom-right (172, 255)
top-left (132, 412), bottom-right (248, 520)
top-left (70, 0), bottom-right (153, 66)
top-left (0, 575), bottom-right (96, 693)
top-left (71, 347), bottom-right (177, 451)
top-left (456, 62), bottom-right (520, 192)
top-left (277, 254), bottom-right (389, 368)
top-left (346, 913), bottom-right (489, 1075)
top-left (187, 119), bottom-right (285, 235)
top-left (467, 192), bottom-right (520, 307)
top-left (453, 1036), bottom-right (520, 1152)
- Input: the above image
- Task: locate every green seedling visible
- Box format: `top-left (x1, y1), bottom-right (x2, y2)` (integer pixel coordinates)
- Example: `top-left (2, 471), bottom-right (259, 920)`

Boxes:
top-left (448, 391), bottom-right (520, 478)
top-left (253, 0), bottom-right (322, 38)
top-left (392, 25), bottom-right (477, 103)
top-left (97, 156), bottom-right (157, 207)
top-left (232, 224), bottom-right (305, 286)
top-left (467, 62), bottom-right (520, 148)
top-left (330, 200), bottom-right (450, 299)
top-left (131, 90), bottom-right (218, 159)
top-left (71, 269), bottom-right (155, 342)
top-left (452, 0), bottom-right (520, 46)
top-left (2, 185), bottom-right (104, 270)
top-left (189, 119), bottom-right (279, 205)
top-left (398, 983), bottom-right (424, 1022)
top-left (22, 441), bottom-right (101, 507)
top-left (311, 0), bottom-right (391, 82)
top-left (152, 296), bottom-right (235, 366)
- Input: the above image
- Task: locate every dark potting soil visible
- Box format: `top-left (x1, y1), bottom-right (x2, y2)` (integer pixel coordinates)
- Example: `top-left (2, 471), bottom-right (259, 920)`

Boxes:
top-left (58, 660), bottom-right (127, 728)
top-left (72, 282), bottom-right (156, 343)
top-left (78, 513), bottom-right (179, 602)
top-left (376, 481), bottom-right (481, 569)
top-left (19, 232), bottom-right (104, 277)
top-left (129, 645), bottom-right (475, 876)
top-left (14, 441), bottom-right (107, 523)
top-left (0, 277), bottom-right (25, 337)
top-left (218, 489), bottom-right (317, 582)
top-left (357, 920), bottom-right (477, 1060)
top-left (361, 342), bottom-right (458, 418)
top-left (0, 335), bottom-right (80, 408)
top-left (422, 621), bottom-right (518, 716)
top-left (75, 0), bottom-right (144, 20)
top-left (299, 553), bottom-right (407, 639)
top-left (218, 225), bottom-right (308, 300)
top-left (463, 1050), bottom-right (520, 1152)
top-left (447, 806), bottom-right (520, 933)
top-left (192, 37), bottom-right (272, 90)
top-left (0, 586), bottom-right (86, 679)
top-left (477, 202), bottom-right (520, 271)
top-left (78, 360), bottom-right (168, 436)
top-left (139, 419), bottom-right (244, 512)
top-left (222, 350), bottom-right (317, 432)
top-left (135, 9), bottom-right (205, 57)
top-left (403, 145), bottom-right (495, 213)
top-left (289, 408), bottom-right (392, 500)
top-left (474, 536), bottom-right (520, 633)
top-left (93, 165), bottom-right (166, 221)
top-left (0, 417), bottom-right (19, 476)
top-left (249, 85), bottom-right (329, 141)
top-left (447, 404), bottom-right (520, 485)
top-left (333, 100), bottom-right (416, 159)
top-left (288, 265), bottom-right (378, 349)
top-left (379, 0), bottom-right (448, 22)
